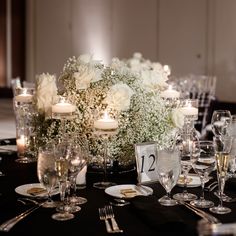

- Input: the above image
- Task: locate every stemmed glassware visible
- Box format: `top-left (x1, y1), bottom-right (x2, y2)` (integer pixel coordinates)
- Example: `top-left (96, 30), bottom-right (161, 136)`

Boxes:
top-left (67, 144), bottom-right (87, 205)
top-left (211, 110), bottom-right (231, 137)
top-left (190, 141), bottom-right (215, 208)
top-left (51, 140), bottom-right (75, 221)
top-left (209, 136), bottom-right (233, 214)
top-left (93, 110), bottom-right (118, 189)
top-left (156, 146), bottom-right (181, 206)
top-left (37, 144), bottom-right (59, 208)
top-left (173, 99), bottom-right (200, 201)
top-left (228, 114), bottom-right (236, 178)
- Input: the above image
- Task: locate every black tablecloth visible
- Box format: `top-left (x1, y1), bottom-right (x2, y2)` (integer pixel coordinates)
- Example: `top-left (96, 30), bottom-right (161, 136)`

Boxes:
top-left (1, 149), bottom-right (236, 236)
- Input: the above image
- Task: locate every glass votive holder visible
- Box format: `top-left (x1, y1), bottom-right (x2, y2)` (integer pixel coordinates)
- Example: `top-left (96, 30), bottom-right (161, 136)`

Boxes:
top-left (93, 109), bottom-right (118, 136)
top-left (51, 96), bottom-right (76, 120)
top-left (179, 99), bottom-right (199, 121)
top-left (14, 87), bottom-right (34, 105)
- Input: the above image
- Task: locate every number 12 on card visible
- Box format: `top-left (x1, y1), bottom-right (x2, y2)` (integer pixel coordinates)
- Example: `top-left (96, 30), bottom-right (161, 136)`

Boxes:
top-left (135, 142), bottom-right (159, 184)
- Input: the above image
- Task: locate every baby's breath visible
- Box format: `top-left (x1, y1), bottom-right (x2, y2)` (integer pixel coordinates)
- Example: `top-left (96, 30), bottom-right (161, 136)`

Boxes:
top-left (34, 53), bottom-right (178, 166)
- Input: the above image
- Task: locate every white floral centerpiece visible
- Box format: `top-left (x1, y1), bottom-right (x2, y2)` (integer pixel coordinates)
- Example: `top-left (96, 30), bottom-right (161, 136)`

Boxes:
top-left (34, 53), bottom-right (183, 166)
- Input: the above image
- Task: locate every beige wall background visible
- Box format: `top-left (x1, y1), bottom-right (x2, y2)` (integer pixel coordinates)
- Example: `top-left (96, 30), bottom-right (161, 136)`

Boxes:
top-left (26, 0), bottom-right (236, 103)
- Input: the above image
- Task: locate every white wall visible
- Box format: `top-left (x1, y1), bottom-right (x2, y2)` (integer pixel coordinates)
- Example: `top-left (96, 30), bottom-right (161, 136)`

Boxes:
top-left (26, 0), bottom-right (236, 102)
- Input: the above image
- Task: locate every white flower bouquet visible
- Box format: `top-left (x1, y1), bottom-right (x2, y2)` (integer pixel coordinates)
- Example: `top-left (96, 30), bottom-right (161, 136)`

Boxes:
top-left (34, 53), bottom-right (183, 166)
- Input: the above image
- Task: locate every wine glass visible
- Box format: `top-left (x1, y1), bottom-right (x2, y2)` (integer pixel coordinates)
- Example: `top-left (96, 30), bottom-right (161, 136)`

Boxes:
top-left (173, 129), bottom-right (199, 201)
top-left (37, 144), bottom-right (59, 208)
top-left (51, 141), bottom-right (76, 221)
top-left (68, 144), bottom-right (87, 205)
top-left (190, 141), bottom-right (215, 208)
top-left (211, 110), bottom-right (231, 137)
top-left (228, 115), bottom-right (236, 178)
top-left (210, 136), bottom-right (233, 214)
top-left (156, 146), bottom-right (181, 206)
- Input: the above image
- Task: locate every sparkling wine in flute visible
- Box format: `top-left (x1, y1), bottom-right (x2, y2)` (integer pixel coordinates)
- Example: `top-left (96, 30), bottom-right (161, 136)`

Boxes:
top-left (216, 152), bottom-right (229, 177)
top-left (55, 158), bottom-right (69, 180)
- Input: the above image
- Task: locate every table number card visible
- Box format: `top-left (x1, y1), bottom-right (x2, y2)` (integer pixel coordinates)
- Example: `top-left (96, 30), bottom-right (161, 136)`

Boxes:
top-left (135, 142), bottom-right (159, 184)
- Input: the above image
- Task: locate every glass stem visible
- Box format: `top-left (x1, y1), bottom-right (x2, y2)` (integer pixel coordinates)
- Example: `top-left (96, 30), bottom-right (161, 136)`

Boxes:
top-left (167, 191), bottom-right (171, 199)
top-left (200, 177), bottom-right (205, 201)
top-left (103, 136), bottom-right (108, 182)
top-left (218, 176), bottom-right (225, 207)
top-left (183, 171), bottom-right (188, 195)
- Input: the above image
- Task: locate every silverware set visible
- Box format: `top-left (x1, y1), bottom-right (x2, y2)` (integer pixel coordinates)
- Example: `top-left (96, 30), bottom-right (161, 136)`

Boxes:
top-left (98, 205), bottom-right (123, 233)
top-left (0, 198), bottom-right (45, 232)
top-left (178, 200), bottom-right (221, 224)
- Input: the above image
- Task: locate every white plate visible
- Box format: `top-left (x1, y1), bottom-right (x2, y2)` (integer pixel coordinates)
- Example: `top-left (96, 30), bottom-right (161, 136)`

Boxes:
top-left (105, 184), bottom-right (153, 199)
top-left (15, 183), bottom-right (59, 198)
top-left (0, 145), bottom-right (17, 153)
top-left (177, 174), bottom-right (209, 188)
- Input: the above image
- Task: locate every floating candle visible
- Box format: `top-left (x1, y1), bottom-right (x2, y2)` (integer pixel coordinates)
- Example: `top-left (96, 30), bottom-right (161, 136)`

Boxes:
top-left (52, 102), bottom-right (76, 113)
top-left (181, 103), bottom-right (198, 116)
top-left (160, 85), bottom-right (180, 99)
top-left (14, 90), bottom-right (33, 103)
top-left (94, 111), bottom-right (118, 130)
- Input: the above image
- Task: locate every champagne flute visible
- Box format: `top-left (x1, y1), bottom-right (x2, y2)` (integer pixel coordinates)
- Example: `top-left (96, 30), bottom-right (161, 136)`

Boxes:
top-left (52, 141), bottom-right (76, 221)
top-left (210, 136), bottom-right (233, 214)
top-left (37, 144), bottom-right (58, 208)
top-left (157, 146), bottom-right (181, 206)
top-left (190, 141), bottom-right (215, 208)
top-left (211, 110), bottom-right (231, 137)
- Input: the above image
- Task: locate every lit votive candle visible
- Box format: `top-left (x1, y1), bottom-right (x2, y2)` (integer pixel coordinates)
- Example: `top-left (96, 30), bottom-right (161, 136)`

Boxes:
top-left (52, 101), bottom-right (76, 114)
top-left (160, 85), bottom-right (180, 99)
top-left (94, 111), bottom-right (118, 131)
top-left (16, 135), bottom-right (26, 154)
top-left (181, 103), bottom-right (198, 116)
top-left (14, 90), bottom-right (33, 103)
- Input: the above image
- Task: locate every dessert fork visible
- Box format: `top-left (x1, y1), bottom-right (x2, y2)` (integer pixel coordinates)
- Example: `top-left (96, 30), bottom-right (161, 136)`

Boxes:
top-left (99, 208), bottom-right (113, 233)
top-left (105, 205), bottom-right (123, 233)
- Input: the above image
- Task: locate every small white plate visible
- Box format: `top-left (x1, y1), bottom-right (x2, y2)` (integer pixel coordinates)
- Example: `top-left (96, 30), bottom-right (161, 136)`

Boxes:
top-left (105, 184), bottom-right (153, 199)
top-left (0, 145), bottom-right (17, 153)
top-left (15, 183), bottom-right (58, 198)
top-left (177, 174), bottom-right (209, 188)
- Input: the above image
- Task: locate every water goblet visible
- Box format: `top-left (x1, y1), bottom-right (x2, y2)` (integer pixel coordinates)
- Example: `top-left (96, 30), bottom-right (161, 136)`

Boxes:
top-left (37, 144), bottom-right (59, 208)
top-left (211, 110), bottom-right (231, 137)
top-left (190, 141), bottom-right (215, 208)
top-left (156, 146), bottom-right (181, 206)
top-left (209, 136), bottom-right (233, 214)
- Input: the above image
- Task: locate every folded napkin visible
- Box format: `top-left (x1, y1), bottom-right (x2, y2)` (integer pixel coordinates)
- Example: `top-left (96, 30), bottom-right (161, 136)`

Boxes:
top-left (130, 195), bottom-right (197, 235)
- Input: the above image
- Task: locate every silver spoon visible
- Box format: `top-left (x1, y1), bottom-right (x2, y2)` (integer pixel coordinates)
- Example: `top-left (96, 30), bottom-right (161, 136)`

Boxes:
top-left (110, 198), bottom-right (130, 206)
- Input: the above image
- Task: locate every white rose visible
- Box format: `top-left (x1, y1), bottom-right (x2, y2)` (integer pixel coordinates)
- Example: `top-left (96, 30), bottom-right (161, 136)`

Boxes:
top-left (74, 67), bottom-right (102, 90)
top-left (133, 52), bottom-right (142, 59)
top-left (171, 108), bottom-right (185, 129)
top-left (141, 70), bottom-right (168, 92)
top-left (104, 83), bottom-right (134, 111)
top-left (35, 73), bottom-right (58, 115)
top-left (79, 54), bottom-right (92, 64)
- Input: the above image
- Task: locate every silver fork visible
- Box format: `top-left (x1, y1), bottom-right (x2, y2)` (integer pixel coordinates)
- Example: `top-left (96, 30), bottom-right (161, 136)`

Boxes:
top-left (105, 205), bottom-right (123, 233)
top-left (98, 208), bottom-right (113, 233)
